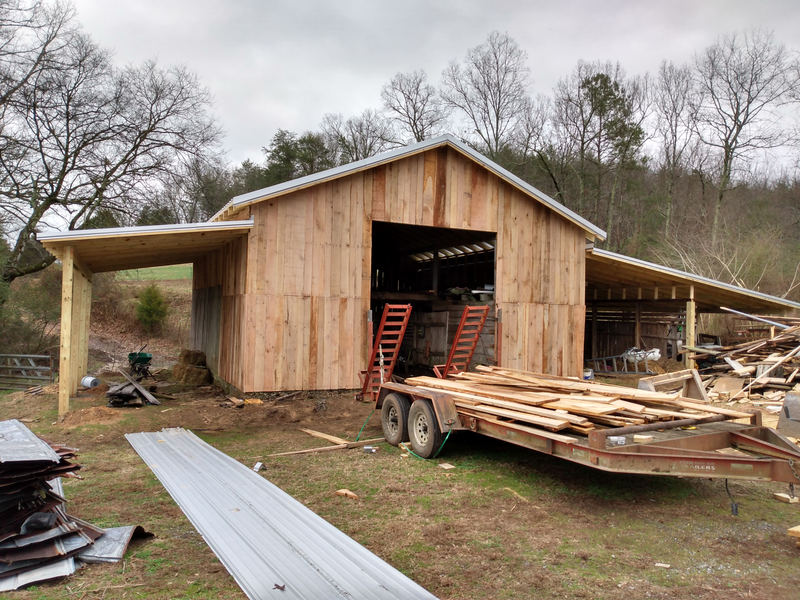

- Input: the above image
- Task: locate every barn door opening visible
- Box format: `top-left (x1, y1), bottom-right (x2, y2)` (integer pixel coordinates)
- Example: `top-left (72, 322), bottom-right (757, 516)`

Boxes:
top-left (369, 221), bottom-right (497, 377)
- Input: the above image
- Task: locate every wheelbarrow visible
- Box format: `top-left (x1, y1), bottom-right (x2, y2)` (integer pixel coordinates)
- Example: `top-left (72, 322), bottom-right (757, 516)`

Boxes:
top-left (128, 346), bottom-right (153, 379)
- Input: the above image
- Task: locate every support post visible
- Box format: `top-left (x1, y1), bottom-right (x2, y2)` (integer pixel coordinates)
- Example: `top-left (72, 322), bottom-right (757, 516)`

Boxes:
top-left (58, 246), bottom-right (75, 415)
top-left (686, 285), bottom-right (696, 370)
top-left (58, 246), bottom-right (93, 416)
top-left (635, 302), bottom-right (642, 349)
top-left (431, 250), bottom-right (440, 295)
top-left (591, 303), bottom-right (598, 360)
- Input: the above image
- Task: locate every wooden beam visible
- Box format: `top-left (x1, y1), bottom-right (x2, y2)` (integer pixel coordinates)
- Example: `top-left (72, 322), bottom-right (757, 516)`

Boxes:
top-left (58, 246), bottom-right (75, 415)
top-left (635, 302), bottom-right (641, 348)
top-left (591, 303), bottom-right (598, 360)
top-left (71, 250), bottom-right (93, 282)
top-left (686, 288), bottom-right (696, 370)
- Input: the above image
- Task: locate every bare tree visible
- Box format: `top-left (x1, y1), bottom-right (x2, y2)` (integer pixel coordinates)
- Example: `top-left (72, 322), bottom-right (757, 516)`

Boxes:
top-left (551, 60), bottom-right (649, 239)
top-left (381, 70), bottom-right (449, 143)
top-left (691, 29), bottom-right (798, 245)
top-left (0, 13), bottom-right (220, 284)
top-left (440, 31), bottom-right (532, 159)
top-left (321, 109), bottom-right (395, 163)
top-left (0, 0), bottom-right (74, 111)
top-left (653, 61), bottom-right (695, 237)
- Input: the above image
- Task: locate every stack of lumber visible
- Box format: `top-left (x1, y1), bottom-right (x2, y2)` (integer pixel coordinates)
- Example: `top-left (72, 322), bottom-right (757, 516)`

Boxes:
top-left (688, 324), bottom-right (800, 406)
top-left (404, 365), bottom-right (753, 440)
top-left (106, 370), bottom-right (160, 407)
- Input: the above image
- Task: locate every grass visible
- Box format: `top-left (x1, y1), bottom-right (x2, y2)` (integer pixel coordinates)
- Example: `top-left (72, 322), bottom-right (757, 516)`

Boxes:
top-left (116, 264), bottom-right (192, 281)
top-left (1, 389), bottom-right (799, 599)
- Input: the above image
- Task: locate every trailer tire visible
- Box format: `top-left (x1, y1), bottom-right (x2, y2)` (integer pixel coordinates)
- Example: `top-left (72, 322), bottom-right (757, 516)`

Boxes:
top-left (408, 400), bottom-right (443, 459)
top-left (381, 393), bottom-right (411, 446)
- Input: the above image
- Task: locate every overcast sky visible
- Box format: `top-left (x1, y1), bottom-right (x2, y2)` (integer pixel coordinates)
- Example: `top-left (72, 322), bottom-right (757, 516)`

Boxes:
top-left (72, 0), bottom-right (800, 165)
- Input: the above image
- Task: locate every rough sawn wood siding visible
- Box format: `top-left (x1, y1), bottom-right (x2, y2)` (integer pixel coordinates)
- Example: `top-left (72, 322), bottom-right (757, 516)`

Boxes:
top-left (192, 147), bottom-right (586, 393)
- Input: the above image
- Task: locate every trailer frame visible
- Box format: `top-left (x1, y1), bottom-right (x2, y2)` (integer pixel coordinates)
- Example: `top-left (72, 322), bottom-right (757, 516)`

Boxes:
top-left (376, 382), bottom-right (800, 484)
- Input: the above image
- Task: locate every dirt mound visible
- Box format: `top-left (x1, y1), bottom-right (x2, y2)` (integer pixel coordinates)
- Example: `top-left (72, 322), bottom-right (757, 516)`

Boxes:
top-left (58, 406), bottom-right (124, 428)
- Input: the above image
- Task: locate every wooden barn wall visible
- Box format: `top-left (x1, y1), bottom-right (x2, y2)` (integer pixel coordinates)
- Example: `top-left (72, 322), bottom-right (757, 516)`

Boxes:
top-left (192, 235), bottom-right (248, 385)
top-left (495, 185), bottom-right (586, 376)
top-left (214, 146), bottom-right (586, 392)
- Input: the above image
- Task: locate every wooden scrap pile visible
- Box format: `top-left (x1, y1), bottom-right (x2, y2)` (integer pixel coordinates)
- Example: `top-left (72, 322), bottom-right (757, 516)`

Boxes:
top-left (106, 370), bottom-right (161, 407)
top-left (688, 321), bottom-right (800, 407)
top-left (405, 365), bottom-right (752, 440)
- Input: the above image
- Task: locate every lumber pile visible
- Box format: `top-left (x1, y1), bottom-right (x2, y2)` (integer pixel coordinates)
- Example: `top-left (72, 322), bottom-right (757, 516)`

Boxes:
top-left (106, 370), bottom-right (161, 407)
top-left (687, 322), bottom-right (800, 408)
top-left (404, 366), bottom-right (753, 440)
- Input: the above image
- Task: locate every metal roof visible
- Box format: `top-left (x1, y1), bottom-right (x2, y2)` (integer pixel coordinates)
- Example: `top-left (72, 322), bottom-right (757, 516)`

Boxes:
top-left (210, 134), bottom-right (607, 240)
top-left (0, 419), bottom-right (61, 464)
top-left (39, 219), bottom-right (253, 273)
top-left (586, 247), bottom-right (800, 312)
top-left (126, 428), bottom-right (438, 600)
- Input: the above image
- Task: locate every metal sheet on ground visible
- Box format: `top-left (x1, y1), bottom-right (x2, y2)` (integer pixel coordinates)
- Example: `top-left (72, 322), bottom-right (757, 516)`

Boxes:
top-left (126, 428), bottom-right (437, 600)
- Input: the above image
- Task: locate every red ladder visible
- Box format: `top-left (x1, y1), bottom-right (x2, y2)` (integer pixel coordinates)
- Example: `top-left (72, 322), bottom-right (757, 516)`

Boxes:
top-left (357, 304), bottom-right (412, 401)
top-left (434, 305), bottom-right (490, 378)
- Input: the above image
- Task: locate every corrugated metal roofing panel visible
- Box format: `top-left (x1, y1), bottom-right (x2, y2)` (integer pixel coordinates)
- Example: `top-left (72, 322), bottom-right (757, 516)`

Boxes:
top-left (0, 420), bottom-right (60, 464)
top-left (126, 428), bottom-right (438, 600)
top-left (37, 218), bottom-right (254, 242)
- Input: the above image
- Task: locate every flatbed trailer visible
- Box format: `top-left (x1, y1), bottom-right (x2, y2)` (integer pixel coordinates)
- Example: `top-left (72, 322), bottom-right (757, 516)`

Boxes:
top-left (375, 382), bottom-right (800, 485)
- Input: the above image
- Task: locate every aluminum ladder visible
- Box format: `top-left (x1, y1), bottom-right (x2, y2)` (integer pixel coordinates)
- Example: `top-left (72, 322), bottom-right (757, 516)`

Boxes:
top-left (357, 304), bottom-right (412, 401)
top-left (433, 305), bottom-right (490, 378)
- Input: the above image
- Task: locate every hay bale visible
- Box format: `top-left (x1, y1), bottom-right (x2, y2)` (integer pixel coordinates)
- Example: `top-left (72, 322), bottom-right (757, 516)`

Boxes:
top-left (172, 363), bottom-right (212, 386)
top-left (178, 349), bottom-right (207, 367)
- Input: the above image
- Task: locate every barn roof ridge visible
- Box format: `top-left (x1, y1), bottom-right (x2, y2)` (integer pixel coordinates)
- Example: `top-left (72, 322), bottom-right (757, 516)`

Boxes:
top-left (210, 134), bottom-right (607, 240)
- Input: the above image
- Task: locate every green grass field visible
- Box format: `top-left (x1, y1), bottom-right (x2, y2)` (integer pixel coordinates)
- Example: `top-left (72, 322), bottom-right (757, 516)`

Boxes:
top-left (116, 264), bottom-right (192, 281)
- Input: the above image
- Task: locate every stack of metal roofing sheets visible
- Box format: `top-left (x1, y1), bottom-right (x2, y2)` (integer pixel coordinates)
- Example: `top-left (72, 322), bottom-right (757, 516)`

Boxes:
top-left (126, 427), bottom-right (438, 600)
top-left (0, 419), bottom-right (102, 590)
top-left (0, 419), bottom-right (147, 591)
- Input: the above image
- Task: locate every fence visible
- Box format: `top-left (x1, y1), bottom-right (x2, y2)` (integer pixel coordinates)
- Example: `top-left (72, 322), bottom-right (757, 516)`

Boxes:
top-left (0, 354), bottom-right (54, 391)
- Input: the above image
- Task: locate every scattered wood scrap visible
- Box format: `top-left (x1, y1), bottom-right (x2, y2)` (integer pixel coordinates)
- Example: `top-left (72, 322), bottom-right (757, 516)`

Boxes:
top-left (687, 320), bottom-right (800, 408)
top-left (106, 371), bottom-right (161, 407)
top-left (404, 365), bottom-right (752, 439)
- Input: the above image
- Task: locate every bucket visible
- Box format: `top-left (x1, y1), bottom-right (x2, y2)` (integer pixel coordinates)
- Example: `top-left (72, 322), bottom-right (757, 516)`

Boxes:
top-left (583, 368), bottom-right (594, 380)
top-left (80, 376), bottom-right (100, 388)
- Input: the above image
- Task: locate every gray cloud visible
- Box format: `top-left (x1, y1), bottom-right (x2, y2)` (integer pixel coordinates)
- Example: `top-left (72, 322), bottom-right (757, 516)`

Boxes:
top-left (73, 0), bottom-right (800, 162)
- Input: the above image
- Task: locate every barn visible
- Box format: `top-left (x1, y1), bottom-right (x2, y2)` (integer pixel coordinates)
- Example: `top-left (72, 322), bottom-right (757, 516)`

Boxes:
top-left (40, 134), bottom-right (799, 413)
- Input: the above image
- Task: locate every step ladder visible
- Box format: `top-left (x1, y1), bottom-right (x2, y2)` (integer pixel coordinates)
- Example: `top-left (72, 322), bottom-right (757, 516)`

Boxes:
top-left (433, 305), bottom-right (490, 378)
top-left (356, 304), bottom-right (413, 402)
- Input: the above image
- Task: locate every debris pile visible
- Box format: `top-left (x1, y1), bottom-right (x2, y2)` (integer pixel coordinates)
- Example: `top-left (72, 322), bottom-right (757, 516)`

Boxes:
top-left (0, 419), bottom-right (149, 591)
top-left (405, 365), bottom-right (752, 439)
top-left (106, 370), bottom-right (161, 407)
top-left (688, 320), bottom-right (800, 407)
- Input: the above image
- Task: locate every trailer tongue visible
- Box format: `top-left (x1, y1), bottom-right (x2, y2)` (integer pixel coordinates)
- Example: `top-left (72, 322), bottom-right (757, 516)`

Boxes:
top-left (376, 381), bottom-right (800, 485)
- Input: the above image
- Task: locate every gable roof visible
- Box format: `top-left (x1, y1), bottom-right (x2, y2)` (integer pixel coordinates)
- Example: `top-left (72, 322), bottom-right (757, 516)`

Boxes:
top-left (210, 134), bottom-right (607, 241)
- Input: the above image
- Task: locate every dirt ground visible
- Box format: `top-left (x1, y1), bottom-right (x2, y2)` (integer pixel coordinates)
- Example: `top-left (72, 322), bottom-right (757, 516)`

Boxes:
top-left (1, 375), bottom-right (799, 600)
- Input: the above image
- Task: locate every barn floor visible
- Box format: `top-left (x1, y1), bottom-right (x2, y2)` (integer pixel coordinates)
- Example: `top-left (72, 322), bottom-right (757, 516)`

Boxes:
top-left (1, 381), bottom-right (798, 600)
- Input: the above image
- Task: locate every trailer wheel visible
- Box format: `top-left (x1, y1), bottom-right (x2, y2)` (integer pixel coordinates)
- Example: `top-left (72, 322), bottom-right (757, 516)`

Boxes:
top-left (408, 400), bottom-right (443, 459)
top-left (381, 393), bottom-right (411, 446)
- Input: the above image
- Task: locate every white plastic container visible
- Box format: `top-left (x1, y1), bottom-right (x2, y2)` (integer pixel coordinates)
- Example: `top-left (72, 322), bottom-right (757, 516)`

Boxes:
top-left (607, 435), bottom-right (626, 446)
top-left (583, 368), bottom-right (594, 380)
top-left (80, 376), bottom-right (100, 388)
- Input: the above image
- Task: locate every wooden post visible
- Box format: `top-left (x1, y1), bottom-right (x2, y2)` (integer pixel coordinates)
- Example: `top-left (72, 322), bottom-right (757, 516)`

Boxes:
top-left (591, 303), bottom-right (598, 359)
top-left (686, 285), bottom-right (696, 370)
top-left (58, 246), bottom-right (93, 416)
top-left (432, 250), bottom-right (440, 295)
top-left (58, 246), bottom-right (75, 415)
